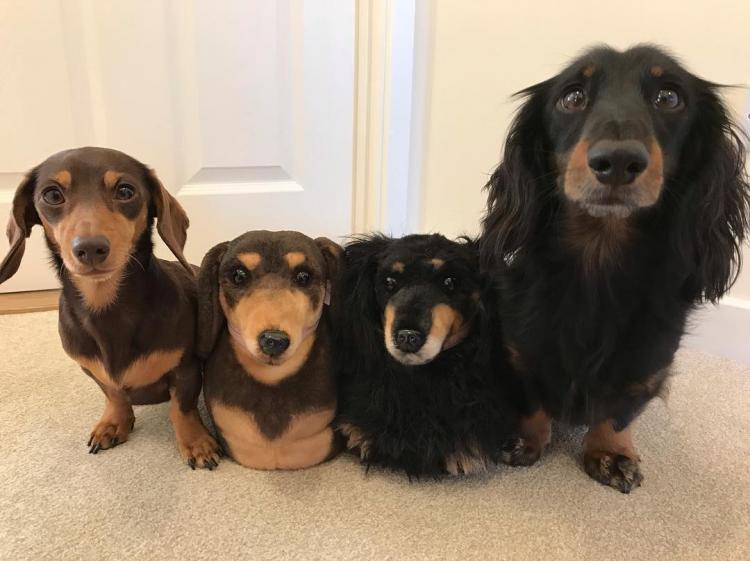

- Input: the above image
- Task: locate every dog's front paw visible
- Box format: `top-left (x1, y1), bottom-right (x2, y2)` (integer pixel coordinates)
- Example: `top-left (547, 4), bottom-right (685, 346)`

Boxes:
top-left (583, 451), bottom-right (643, 493)
top-left (87, 416), bottom-right (134, 454)
top-left (338, 422), bottom-right (372, 461)
top-left (178, 432), bottom-right (223, 470)
top-left (500, 437), bottom-right (543, 467)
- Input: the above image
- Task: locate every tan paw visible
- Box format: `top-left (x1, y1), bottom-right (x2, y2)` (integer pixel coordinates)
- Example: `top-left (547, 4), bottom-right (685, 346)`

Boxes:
top-left (178, 433), bottom-right (223, 470)
top-left (87, 416), bottom-right (134, 454)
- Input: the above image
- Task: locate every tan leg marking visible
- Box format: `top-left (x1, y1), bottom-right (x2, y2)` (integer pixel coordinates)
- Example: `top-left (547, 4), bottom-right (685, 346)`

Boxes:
top-left (445, 441), bottom-right (489, 476)
top-left (212, 403), bottom-right (335, 470)
top-left (583, 420), bottom-right (643, 493)
top-left (169, 389), bottom-right (222, 470)
top-left (88, 391), bottom-right (135, 453)
top-left (501, 409), bottom-right (552, 467)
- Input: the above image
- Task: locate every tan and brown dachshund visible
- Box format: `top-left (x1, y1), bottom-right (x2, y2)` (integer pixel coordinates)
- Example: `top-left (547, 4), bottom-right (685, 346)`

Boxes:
top-left (0, 147), bottom-right (221, 469)
top-left (196, 231), bottom-right (341, 470)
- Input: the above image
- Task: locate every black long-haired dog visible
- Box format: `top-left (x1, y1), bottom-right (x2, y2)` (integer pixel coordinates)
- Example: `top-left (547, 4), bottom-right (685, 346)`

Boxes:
top-left (480, 44), bottom-right (750, 492)
top-left (335, 234), bottom-right (519, 477)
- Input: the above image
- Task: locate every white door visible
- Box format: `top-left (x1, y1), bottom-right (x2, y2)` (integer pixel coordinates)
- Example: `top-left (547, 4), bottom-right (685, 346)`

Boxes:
top-left (0, 0), bottom-right (355, 292)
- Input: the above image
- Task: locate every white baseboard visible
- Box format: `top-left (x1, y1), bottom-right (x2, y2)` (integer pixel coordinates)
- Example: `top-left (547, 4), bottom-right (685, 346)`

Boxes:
top-left (682, 297), bottom-right (750, 363)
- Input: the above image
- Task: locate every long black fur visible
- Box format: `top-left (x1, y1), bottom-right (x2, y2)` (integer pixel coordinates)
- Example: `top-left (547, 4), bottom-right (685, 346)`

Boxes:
top-left (480, 45), bottom-right (750, 430)
top-left (334, 234), bottom-right (519, 477)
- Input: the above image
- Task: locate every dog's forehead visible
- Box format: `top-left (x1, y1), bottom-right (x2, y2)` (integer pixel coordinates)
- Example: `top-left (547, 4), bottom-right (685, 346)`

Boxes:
top-left (227, 230), bottom-right (323, 269)
top-left (382, 238), bottom-right (467, 272)
top-left (36, 147), bottom-right (146, 185)
top-left (562, 46), bottom-right (688, 83)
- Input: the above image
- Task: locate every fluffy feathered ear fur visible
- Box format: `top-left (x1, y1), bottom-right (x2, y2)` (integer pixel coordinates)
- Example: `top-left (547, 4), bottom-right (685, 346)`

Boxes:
top-left (336, 235), bottom-right (392, 375)
top-left (479, 81), bottom-right (554, 271)
top-left (675, 82), bottom-right (750, 303)
top-left (196, 241), bottom-right (229, 358)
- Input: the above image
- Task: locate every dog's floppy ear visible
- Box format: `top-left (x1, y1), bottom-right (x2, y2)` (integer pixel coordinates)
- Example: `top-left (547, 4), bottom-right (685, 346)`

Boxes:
top-left (0, 169), bottom-right (40, 284)
top-left (337, 235), bottom-right (391, 357)
top-left (146, 169), bottom-right (193, 275)
top-left (196, 241), bottom-right (229, 358)
top-left (315, 237), bottom-right (342, 305)
top-left (676, 84), bottom-right (750, 302)
top-left (479, 80), bottom-right (554, 271)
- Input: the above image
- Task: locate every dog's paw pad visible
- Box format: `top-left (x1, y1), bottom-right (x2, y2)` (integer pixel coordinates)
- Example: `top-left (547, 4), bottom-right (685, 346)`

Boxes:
top-left (500, 437), bottom-right (542, 467)
top-left (179, 434), bottom-right (223, 470)
top-left (584, 451), bottom-right (643, 493)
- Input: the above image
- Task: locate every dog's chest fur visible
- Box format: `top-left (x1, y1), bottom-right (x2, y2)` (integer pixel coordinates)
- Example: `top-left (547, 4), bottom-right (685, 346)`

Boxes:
top-left (204, 324), bottom-right (336, 441)
top-left (58, 259), bottom-right (195, 395)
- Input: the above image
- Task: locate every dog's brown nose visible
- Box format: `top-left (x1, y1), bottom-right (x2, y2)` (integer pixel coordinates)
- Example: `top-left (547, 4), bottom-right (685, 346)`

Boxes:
top-left (258, 330), bottom-right (290, 357)
top-left (588, 140), bottom-right (649, 186)
top-left (72, 236), bottom-right (110, 267)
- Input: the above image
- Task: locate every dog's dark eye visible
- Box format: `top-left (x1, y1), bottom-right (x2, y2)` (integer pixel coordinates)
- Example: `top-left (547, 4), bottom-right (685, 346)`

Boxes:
top-left (653, 88), bottom-right (683, 112)
top-left (443, 277), bottom-right (456, 291)
top-left (230, 267), bottom-right (248, 286)
top-left (294, 270), bottom-right (311, 286)
top-left (385, 277), bottom-right (397, 291)
top-left (558, 87), bottom-right (588, 112)
top-left (114, 184), bottom-right (135, 201)
top-left (42, 187), bottom-right (65, 205)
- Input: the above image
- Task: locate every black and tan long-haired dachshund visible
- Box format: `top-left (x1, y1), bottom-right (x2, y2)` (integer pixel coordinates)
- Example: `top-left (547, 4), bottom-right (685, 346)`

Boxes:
top-left (0, 147), bottom-right (222, 469)
top-left (335, 234), bottom-right (519, 477)
top-left (480, 45), bottom-right (750, 492)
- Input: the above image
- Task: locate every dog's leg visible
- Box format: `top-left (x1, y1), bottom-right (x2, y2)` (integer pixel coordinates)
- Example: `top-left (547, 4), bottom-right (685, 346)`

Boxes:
top-left (168, 357), bottom-right (222, 470)
top-left (88, 388), bottom-right (135, 454)
top-left (501, 408), bottom-right (552, 466)
top-left (583, 419), bottom-right (642, 493)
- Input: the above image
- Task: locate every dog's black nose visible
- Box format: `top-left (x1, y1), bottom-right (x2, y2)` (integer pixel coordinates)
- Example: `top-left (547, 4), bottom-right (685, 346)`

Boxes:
top-left (258, 330), bottom-right (290, 357)
top-left (587, 140), bottom-right (649, 186)
top-left (72, 236), bottom-right (110, 266)
top-left (394, 329), bottom-right (425, 353)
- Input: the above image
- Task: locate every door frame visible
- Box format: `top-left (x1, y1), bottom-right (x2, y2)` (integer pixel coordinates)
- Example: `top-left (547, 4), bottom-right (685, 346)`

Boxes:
top-left (352, 0), bottom-right (432, 236)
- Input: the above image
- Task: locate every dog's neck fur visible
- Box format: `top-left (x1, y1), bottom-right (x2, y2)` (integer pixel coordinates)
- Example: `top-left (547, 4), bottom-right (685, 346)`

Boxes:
top-left (561, 203), bottom-right (633, 274)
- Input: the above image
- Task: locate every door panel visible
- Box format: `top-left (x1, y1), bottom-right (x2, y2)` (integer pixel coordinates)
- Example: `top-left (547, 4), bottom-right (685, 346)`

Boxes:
top-left (0, 0), bottom-right (355, 292)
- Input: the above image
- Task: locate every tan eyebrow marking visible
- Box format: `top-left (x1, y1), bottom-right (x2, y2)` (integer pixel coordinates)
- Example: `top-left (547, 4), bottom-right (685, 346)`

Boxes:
top-left (285, 252), bottom-right (306, 268)
top-left (430, 258), bottom-right (445, 269)
top-left (650, 65), bottom-right (664, 78)
top-left (582, 65), bottom-right (595, 78)
top-left (52, 170), bottom-right (72, 188)
top-left (391, 261), bottom-right (405, 273)
top-left (103, 170), bottom-right (123, 189)
top-left (238, 252), bottom-right (262, 270)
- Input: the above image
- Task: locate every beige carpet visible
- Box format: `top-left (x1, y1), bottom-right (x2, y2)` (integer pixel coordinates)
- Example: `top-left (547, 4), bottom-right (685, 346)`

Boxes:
top-left (0, 311), bottom-right (748, 561)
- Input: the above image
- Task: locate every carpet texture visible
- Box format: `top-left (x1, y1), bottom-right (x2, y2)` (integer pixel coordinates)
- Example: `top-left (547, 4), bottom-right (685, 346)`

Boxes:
top-left (0, 310), bottom-right (748, 561)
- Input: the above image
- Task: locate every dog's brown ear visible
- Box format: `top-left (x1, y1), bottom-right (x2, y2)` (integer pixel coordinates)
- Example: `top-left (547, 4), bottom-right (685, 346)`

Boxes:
top-left (196, 241), bottom-right (229, 358)
top-left (0, 169), bottom-right (40, 284)
top-left (147, 169), bottom-right (193, 275)
top-left (315, 237), bottom-right (343, 305)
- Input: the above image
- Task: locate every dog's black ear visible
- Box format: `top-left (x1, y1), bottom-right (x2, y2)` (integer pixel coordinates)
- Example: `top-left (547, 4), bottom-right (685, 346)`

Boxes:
top-left (196, 241), bottom-right (229, 358)
top-left (315, 237), bottom-right (343, 305)
top-left (145, 169), bottom-right (193, 275)
top-left (338, 235), bottom-right (391, 358)
top-left (479, 81), bottom-right (553, 271)
top-left (0, 169), bottom-right (40, 284)
top-left (676, 84), bottom-right (750, 302)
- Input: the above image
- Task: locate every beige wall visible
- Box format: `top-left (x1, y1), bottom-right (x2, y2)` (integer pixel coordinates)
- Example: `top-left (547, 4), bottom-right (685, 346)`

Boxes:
top-left (417, 0), bottom-right (750, 301)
